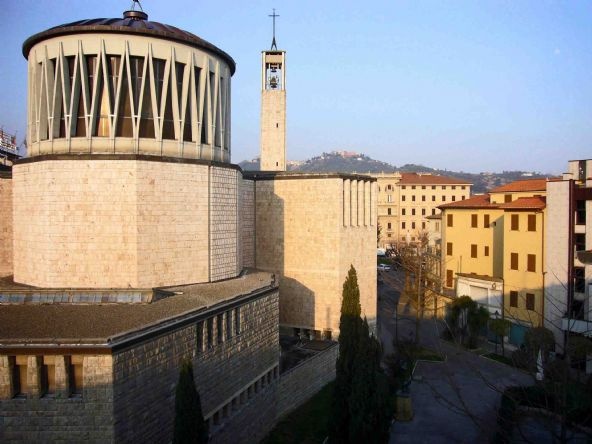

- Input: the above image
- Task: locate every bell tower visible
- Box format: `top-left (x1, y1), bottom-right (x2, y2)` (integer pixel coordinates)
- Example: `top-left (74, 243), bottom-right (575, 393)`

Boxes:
top-left (260, 9), bottom-right (286, 171)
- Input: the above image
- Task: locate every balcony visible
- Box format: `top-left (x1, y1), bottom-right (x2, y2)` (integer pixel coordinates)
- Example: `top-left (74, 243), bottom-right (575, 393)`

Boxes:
top-left (561, 317), bottom-right (592, 337)
top-left (576, 250), bottom-right (592, 265)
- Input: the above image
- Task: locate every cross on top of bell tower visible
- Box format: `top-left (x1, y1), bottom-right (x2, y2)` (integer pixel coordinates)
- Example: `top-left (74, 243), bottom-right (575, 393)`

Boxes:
top-left (269, 8), bottom-right (279, 50)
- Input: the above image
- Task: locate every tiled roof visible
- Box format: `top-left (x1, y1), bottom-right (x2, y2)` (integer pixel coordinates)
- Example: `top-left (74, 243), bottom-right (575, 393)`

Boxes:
top-left (499, 196), bottom-right (546, 210)
top-left (438, 194), bottom-right (497, 209)
top-left (490, 179), bottom-right (547, 193)
top-left (399, 173), bottom-right (472, 185)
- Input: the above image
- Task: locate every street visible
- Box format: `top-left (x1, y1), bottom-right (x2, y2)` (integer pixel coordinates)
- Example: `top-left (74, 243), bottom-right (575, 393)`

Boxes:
top-left (376, 268), bottom-right (534, 443)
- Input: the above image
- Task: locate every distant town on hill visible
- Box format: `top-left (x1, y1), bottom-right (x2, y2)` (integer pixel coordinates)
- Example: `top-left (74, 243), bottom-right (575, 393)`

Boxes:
top-left (238, 151), bottom-right (551, 194)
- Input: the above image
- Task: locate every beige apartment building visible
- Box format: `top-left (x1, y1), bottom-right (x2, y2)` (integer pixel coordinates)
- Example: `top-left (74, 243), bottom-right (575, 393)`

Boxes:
top-left (374, 172), bottom-right (472, 248)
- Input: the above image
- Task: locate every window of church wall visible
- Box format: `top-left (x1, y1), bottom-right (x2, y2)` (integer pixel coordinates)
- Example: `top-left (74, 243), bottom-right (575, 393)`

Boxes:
top-left (207, 318), bottom-right (214, 348)
top-left (234, 307), bottom-right (241, 335)
top-left (69, 356), bottom-right (83, 397)
top-left (196, 322), bottom-right (204, 353)
top-left (226, 310), bottom-right (233, 340)
top-left (217, 314), bottom-right (224, 344)
top-left (41, 356), bottom-right (56, 397)
top-left (14, 356), bottom-right (28, 398)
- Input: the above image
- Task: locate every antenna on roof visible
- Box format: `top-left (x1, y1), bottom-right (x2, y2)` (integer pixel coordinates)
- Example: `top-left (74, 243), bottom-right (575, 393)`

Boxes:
top-left (268, 8), bottom-right (279, 50)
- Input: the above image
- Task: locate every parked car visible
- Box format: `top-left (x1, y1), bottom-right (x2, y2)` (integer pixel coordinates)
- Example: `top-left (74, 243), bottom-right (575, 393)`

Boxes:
top-left (377, 264), bottom-right (391, 271)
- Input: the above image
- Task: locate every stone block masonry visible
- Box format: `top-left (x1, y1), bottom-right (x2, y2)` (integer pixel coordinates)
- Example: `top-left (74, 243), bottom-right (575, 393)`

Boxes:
top-left (112, 289), bottom-right (280, 443)
top-left (0, 355), bottom-right (114, 443)
top-left (11, 156), bottom-right (244, 288)
top-left (210, 167), bottom-right (240, 281)
top-left (240, 179), bottom-right (256, 268)
top-left (276, 342), bottom-right (338, 419)
top-left (0, 176), bottom-right (12, 277)
top-left (252, 174), bottom-right (377, 336)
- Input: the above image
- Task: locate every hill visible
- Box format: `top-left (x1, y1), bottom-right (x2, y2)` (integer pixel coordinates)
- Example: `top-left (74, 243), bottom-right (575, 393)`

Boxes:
top-left (237, 151), bottom-right (551, 194)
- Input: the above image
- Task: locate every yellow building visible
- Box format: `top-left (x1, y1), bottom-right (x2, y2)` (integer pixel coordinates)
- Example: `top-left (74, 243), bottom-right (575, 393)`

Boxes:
top-left (440, 178), bottom-right (548, 343)
top-left (374, 172), bottom-right (472, 249)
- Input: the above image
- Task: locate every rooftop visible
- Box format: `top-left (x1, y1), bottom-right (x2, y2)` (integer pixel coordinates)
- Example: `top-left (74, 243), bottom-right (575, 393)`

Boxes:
top-left (490, 178), bottom-right (548, 193)
top-left (499, 196), bottom-right (546, 210)
top-left (0, 270), bottom-right (275, 349)
top-left (439, 194), bottom-right (497, 210)
top-left (22, 8), bottom-right (235, 74)
top-left (398, 172), bottom-right (472, 185)
top-left (457, 272), bottom-right (503, 283)
top-left (243, 171), bottom-right (376, 182)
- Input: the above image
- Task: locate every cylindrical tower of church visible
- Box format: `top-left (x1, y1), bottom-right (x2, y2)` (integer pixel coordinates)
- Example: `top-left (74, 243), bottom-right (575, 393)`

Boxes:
top-left (14, 7), bottom-right (244, 289)
top-left (23, 8), bottom-right (234, 161)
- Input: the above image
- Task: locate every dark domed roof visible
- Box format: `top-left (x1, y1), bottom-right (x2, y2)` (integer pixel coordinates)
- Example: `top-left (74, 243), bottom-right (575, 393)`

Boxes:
top-left (22, 11), bottom-right (236, 75)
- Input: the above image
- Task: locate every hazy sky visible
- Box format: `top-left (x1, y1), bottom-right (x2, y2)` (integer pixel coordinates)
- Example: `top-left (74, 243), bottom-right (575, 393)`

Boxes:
top-left (1, 0), bottom-right (590, 173)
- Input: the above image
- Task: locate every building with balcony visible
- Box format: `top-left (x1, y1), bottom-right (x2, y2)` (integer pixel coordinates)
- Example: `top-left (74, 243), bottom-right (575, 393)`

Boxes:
top-left (545, 159), bottom-right (592, 373)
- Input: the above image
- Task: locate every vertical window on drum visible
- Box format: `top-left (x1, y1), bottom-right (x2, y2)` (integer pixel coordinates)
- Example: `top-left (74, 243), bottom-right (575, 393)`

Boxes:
top-left (116, 57), bottom-right (133, 137)
top-left (176, 62), bottom-right (191, 142)
top-left (152, 58), bottom-right (175, 139)
top-left (56, 59), bottom-right (67, 138)
top-left (67, 55), bottom-right (85, 137)
top-left (194, 66), bottom-right (202, 142)
top-left (59, 56), bottom-right (80, 137)
top-left (214, 76), bottom-right (222, 147)
top-left (85, 55), bottom-right (97, 104)
top-left (224, 78), bottom-right (230, 149)
top-left (95, 55), bottom-right (120, 137)
top-left (162, 63), bottom-right (175, 140)
top-left (129, 56), bottom-right (144, 113)
top-left (138, 58), bottom-right (155, 138)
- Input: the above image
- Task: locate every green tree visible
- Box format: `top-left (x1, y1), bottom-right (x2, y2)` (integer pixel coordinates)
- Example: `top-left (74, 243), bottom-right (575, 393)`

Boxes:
top-left (524, 326), bottom-right (555, 363)
top-left (328, 265), bottom-right (363, 444)
top-left (447, 296), bottom-right (490, 348)
top-left (349, 319), bottom-right (392, 444)
top-left (173, 359), bottom-right (208, 444)
top-left (489, 318), bottom-right (512, 356)
top-left (328, 266), bottom-right (391, 444)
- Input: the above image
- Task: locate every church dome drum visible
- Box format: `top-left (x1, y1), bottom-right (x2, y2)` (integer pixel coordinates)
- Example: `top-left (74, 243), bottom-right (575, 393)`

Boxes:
top-left (23, 9), bottom-right (235, 162)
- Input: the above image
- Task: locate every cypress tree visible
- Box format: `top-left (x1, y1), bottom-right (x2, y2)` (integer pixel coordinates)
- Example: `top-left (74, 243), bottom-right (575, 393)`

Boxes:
top-left (328, 266), bottom-right (392, 444)
top-left (173, 359), bottom-right (208, 444)
top-left (328, 265), bottom-right (363, 443)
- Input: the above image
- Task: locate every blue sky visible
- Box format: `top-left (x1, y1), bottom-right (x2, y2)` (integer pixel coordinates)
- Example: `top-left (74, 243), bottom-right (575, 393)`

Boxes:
top-left (1, 0), bottom-right (590, 173)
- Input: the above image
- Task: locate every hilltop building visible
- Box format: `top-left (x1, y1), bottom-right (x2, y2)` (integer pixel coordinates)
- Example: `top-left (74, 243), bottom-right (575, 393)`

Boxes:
top-left (374, 172), bottom-right (472, 249)
top-left (439, 178), bottom-right (548, 344)
top-left (0, 5), bottom-right (375, 442)
top-left (545, 159), bottom-right (592, 373)
top-left (0, 129), bottom-right (20, 171)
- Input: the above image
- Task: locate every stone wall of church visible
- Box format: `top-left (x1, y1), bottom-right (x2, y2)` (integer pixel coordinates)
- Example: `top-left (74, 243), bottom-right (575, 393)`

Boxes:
top-left (112, 289), bottom-right (280, 443)
top-left (135, 160), bottom-right (210, 287)
top-left (254, 175), bottom-right (377, 336)
top-left (0, 175), bottom-right (12, 277)
top-left (12, 159), bottom-right (140, 288)
top-left (0, 355), bottom-right (114, 442)
top-left (209, 167), bottom-right (240, 281)
top-left (240, 179), bottom-right (256, 268)
top-left (12, 157), bottom-right (243, 288)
